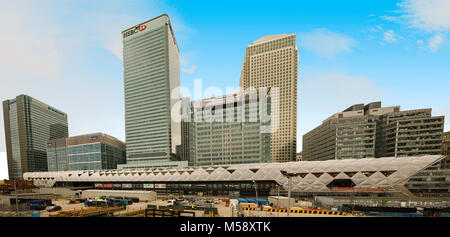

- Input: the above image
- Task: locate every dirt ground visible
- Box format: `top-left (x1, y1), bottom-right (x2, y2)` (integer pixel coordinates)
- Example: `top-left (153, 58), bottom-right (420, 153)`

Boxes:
top-left (33, 198), bottom-right (350, 217)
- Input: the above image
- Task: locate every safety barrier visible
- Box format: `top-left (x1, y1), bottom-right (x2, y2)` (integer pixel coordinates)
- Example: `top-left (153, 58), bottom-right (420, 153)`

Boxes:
top-left (242, 208), bottom-right (346, 216)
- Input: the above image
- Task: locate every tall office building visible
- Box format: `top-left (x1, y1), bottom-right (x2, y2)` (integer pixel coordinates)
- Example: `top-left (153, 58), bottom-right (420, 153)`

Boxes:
top-left (184, 92), bottom-right (271, 166)
top-left (47, 133), bottom-right (126, 171)
top-left (3, 95), bottom-right (68, 179)
top-left (120, 14), bottom-right (186, 169)
top-left (303, 102), bottom-right (444, 161)
top-left (239, 34), bottom-right (298, 162)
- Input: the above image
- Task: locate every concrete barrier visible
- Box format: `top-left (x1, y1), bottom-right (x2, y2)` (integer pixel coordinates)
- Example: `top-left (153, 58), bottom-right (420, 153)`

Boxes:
top-left (242, 207), bottom-right (346, 216)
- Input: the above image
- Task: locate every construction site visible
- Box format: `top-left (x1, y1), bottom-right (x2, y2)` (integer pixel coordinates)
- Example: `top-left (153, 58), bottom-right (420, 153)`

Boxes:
top-left (2, 184), bottom-right (450, 218)
top-left (1, 155), bottom-right (449, 217)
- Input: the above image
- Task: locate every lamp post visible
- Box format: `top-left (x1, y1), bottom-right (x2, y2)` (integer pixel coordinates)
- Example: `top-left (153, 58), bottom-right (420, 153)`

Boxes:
top-left (280, 170), bottom-right (301, 217)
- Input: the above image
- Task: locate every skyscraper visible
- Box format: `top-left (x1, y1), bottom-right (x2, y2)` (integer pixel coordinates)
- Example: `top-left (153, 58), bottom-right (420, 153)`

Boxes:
top-left (239, 34), bottom-right (298, 162)
top-left (2, 95), bottom-right (68, 179)
top-left (120, 14), bottom-right (186, 169)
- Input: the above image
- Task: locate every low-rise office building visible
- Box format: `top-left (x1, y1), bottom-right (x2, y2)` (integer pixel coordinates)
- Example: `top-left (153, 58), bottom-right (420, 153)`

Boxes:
top-left (303, 102), bottom-right (445, 161)
top-left (47, 133), bottom-right (126, 171)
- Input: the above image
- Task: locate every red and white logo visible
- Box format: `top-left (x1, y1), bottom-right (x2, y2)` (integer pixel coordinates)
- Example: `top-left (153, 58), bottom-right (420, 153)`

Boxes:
top-left (138, 25), bottom-right (147, 31)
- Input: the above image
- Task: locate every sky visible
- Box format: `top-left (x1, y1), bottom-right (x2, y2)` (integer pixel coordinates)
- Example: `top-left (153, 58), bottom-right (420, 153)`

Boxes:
top-left (0, 0), bottom-right (449, 179)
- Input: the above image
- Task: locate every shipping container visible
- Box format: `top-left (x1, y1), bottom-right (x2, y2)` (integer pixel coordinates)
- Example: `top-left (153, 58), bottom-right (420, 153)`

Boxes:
top-left (103, 183), bottom-right (113, 188)
top-left (113, 184), bottom-right (122, 189)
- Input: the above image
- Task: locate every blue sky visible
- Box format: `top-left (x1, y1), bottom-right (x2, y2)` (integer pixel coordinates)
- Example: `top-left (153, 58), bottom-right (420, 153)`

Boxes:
top-left (1, 0), bottom-right (449, 179)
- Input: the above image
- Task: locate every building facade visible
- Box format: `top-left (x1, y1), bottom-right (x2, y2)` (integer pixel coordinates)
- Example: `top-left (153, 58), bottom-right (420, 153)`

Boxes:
top-left (442, 131), bottom-right (450, 169)
top-left (405, 168), bottom-right (450, 197)
top-left (121, 14), bottom-right (185, 168)
top-left (185, 92), bottom-right (271, 166)
top-left (239, 34), bottom-right (298, 163)
top-left (303, 102), bottom-right (444, 161)
top-left (47, 133), bottom-right (126, 171)
top-left (376, 108), bottom-right (444, 158)
top-left (2, 95), bottom-right (68, 180)
top-left (296, 152), bottom-right (302, 161)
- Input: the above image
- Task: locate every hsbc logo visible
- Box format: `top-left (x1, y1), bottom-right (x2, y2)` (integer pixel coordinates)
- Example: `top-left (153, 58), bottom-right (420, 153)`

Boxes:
top-left (123, 24), bottom-right (147, 38)
top-left (138, 25), bottom-right (146, 31)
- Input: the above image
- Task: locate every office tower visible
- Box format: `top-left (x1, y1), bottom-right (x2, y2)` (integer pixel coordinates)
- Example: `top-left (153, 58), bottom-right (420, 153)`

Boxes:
top-left (184, 92), bottom-right (271, 166)
top-left (239, 34), bottom-right (298, 162)
top-left (2, 95), bottom-right (68, 179)
top-left (120, 14), bottom-right (186, 169)
top-left (302, 102), bottom-right (445, 161)
top-left (46, 133), bottom-right (126, 171)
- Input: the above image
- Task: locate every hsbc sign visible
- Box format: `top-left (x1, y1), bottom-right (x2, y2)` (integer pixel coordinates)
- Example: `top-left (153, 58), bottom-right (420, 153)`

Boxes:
top-left (123, 24), bottom-right (147, 38)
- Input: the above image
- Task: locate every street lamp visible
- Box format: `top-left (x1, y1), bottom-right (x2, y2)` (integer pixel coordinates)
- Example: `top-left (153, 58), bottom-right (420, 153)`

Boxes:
top-left (280, 170), bottom-right (301, 217)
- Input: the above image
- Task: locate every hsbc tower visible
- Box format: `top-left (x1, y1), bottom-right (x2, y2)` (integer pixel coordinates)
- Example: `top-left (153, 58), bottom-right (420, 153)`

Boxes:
top-left (120, 14), bottom-right (185, 169)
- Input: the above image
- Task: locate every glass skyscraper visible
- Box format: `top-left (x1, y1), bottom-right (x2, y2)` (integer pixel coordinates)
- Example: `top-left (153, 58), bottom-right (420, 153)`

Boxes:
top-left (2, 94), bottom-right (68, 179)
top-left (120, 14), bottom-right (186, 169)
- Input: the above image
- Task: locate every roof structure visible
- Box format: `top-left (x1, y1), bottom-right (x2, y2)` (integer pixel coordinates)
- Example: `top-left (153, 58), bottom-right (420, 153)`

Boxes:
top-left (24, 155), bottom-right (444, 192)
top-left (249, 34), bottom-right (294, 46)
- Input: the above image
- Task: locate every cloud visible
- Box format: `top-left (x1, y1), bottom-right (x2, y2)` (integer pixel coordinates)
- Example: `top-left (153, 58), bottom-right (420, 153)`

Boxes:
top-left (0, 2), bottom-right (63, 78)
top-left (382, 0), bottom-right (450, 51)
top-left (383, 30), bottom-right (401, 43)
top-left (397, 0), bottom-right (450, 32)
top-left (428, 33), bottom-right (445, 52)
top-left (300, 29), bottom-right (357, 58)
top-left (181, 66), bottom-right (197, 74)
top-left (301, 71), bottom-right (384, 113)
top-left (298, 70), bottom-right (385, 151)
top-left (369, 25), bottom-right (383, 33)
top-left (90, 12), bottom-right (146, 61)
top-left (0, 152), bottom-right (8, 179)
